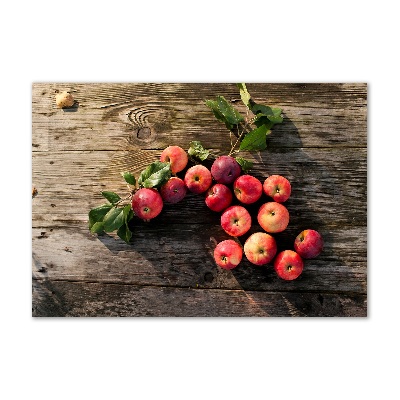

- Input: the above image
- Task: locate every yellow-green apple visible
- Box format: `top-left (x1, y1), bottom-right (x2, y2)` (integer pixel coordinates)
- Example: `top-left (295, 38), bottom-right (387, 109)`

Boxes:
top-left (132, 188), bottom-right (163, 220)
top-left (213, 240), bottom-right (243, 269)
top-left (205, 183), bottom-right (233, 212)
top-left (211, 155), bottom-right (241, 184)
top-left (160, 177), bottom-right (187, 204)
top-left (263, 175), bottom-right (292, 203)
top-left (184, 165), bottom-right (212, 194)
top-left (257, 202), bottom-right (289, 233)
top-left (274, 250), bottom-right (304, 280)
top-left (244, 232), bottom-right (277, 266)
top-left (233, 174), bottom-right (263, 204)
top-left (294, 229), bottom-right (324, 259)
top-left (160, 145), bottom-right (188, 174)
top-left (221, 205), bottom-right (252, 237)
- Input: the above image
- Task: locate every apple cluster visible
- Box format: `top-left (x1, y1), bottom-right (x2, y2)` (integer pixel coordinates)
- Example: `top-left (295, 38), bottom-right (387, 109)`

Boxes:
top-left (131, 145), bottom-right (324, 281)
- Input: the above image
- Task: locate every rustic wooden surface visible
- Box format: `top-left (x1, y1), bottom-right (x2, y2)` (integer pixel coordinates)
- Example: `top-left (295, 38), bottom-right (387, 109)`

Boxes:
top-left (32, 83), bottom-right (367, 317)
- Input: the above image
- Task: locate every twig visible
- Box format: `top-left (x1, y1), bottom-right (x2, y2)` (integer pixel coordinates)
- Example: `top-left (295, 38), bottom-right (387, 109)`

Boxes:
top-left (114, 193), bottom-right (133, 207)
top-left (228, 124), bottom-right (245, 156)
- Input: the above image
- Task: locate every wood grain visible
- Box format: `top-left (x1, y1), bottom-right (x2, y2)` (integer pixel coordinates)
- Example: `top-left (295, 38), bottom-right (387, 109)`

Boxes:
top-left (32, 279), bottom-right (367, 317)
top-left (32, 83), bottom-right (367, 317)
top-left (32, 83), bottom-right (366, 152)
top-left (32, 224), bottom-right (366, 293)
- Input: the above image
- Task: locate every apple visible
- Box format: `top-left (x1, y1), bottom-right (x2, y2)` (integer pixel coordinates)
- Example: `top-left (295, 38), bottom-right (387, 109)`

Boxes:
top-left (274, 250), bottom-right (304, 280)
top-left (184, 165), bottom-right (212, 194)
top-left (205, 183), bottom-right (233, 212)
top-left (131, 188), bottom-right (163, 220)
top-left (213, 240), bottom-right (243, 269)
top-left (211, 155), bottom-right (241, 184)
top-left (257, 202), bottom-right (289, 233)
top-left (294, 229), bottom-right (324, 259)
top-left (160, 145), bottom-right (188, 174)
top-left (233, 174), bottom-right (263, 204)
top-left (263, 175), bottom-right (292, 203)
top-left (244, 232), bottom-right (277, 266)
top-left (160, 177), bottom-right (187, 204)
top-left (221, 205), bottom-right (252, 237)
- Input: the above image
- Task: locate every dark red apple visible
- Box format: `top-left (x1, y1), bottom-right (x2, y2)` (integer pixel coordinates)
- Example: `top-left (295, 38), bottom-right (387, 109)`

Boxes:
top-left (274, 250), bottom-right (304, 280)
top-left (294, 229), bottom-right (324, 259)
top-left (233, 174), bottom-right (263, 204)
top-left (205, 183), bottom-right (233, 212)
top-left (211, 155), bottom-right (241, 185)
top-left (160, 177), bottom-right (187, 204)
top-left (131, 188), bottom-right (163, 220)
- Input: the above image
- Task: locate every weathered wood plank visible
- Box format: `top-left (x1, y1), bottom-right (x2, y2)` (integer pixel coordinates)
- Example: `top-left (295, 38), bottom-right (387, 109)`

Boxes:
top-left (32, 83), bottom-right (367, 317)
top-left (32, 147), bottom-right (367, 227)
top-left (32, 83), bottom-right (367, 152)
top-left (32, 279), bottom-right (367, 317)
top-left (32, 224), bottom-right (366, 294)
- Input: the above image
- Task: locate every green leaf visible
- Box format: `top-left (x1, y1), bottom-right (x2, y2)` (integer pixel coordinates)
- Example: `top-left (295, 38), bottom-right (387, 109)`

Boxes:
top-left (103, 207), bottom-right (125, 232)
top-left (253, 115), bottom-right (275, 129)
top-left (122, 204), bottom-right (133, 226)
top-left (252, 104), bottom-right (273, 116)
top-left (205, 99), bottom-right (226, 121)
top-left (236, 83), bottom-right (251, 108)
top-left (188, 141), bottom-right (210, 161)
top-left (216, 96), bottom-right (244, 125)
top-left (117, 224), bottom-right (132, 243)
top-left (121, 172), bottom-right (136, 186)
top-left (205, 96), bottom-right (244, 130)
top-left (235, 157), bottom-right (254, 172)
top-left (252, 104), bottom-right (283, 125)
top-left (239, 124), bottom-right (270, 151)
top-left (117, 205), bottom-right (134, 243)
top-left (138, 161), bottom-right (171, 189)
top-left (90, 221), bottom-right (105, 234)
top-left (126, 209), bottom-right (134, 222)
top-left (267, 108), bottom-right (283, 124)
top-left (101, 191), bottom-right (121, 205)
top-left (88, 204), bottom-right (113, 229)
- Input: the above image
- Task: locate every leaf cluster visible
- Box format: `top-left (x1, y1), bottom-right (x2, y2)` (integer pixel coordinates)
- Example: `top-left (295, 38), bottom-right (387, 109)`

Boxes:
top-left (205, 83), bottom-right (284, 152)
top-left (87, 160), bottom-right (172, 244)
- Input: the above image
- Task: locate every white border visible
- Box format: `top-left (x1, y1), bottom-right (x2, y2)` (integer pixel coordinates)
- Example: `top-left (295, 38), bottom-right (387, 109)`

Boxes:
top-left (2, 0), bottom-right (399, 398)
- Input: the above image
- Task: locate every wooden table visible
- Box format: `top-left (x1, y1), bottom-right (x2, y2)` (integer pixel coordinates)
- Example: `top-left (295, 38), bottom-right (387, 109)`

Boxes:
top-left (32, 83), bottom-right (367, 317)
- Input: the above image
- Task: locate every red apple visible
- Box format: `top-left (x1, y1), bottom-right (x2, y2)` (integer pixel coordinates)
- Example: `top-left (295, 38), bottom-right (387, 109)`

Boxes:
top-left (233, 174), bottom-right (263, 204)
top-left (244, 232), bottom-right (277, 266)
top-left (263, 175), bottom-right (292, 203)
top-left (257, 202), bottom-right (289, 233)
top-left (274, 250), bottom-right (304, 280)
top-left (213, 240), bottom-right (243, 269)
top-left (160, 145), bottom-right (188, 174)
top-left (205, 183), bottom-right (233, 212)
top-left (184, 165), bottom-right (212, 194)
top-left (131, 188), bottom-right (163, 220)
top-left (211, 155), bottom-right (241, 184)
top-left (160, 177), bottom-right (187, 204)
top-left (221, 205), bottom-right (252, 237)
top-left (294, 229), bottom-right (324, 259)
